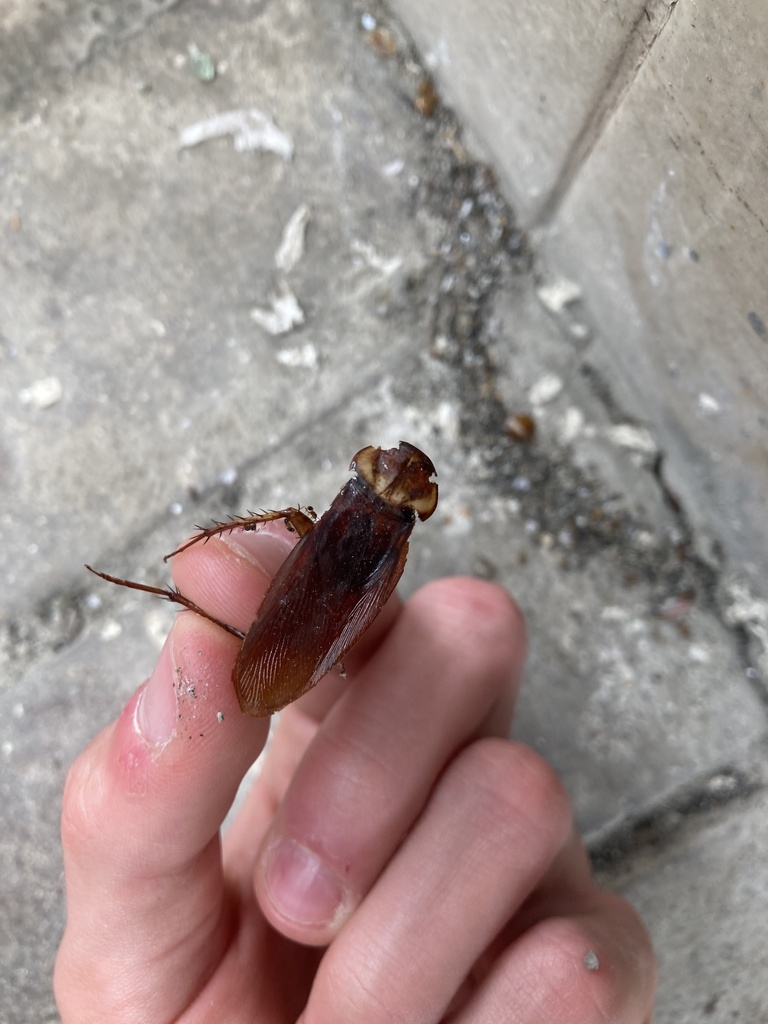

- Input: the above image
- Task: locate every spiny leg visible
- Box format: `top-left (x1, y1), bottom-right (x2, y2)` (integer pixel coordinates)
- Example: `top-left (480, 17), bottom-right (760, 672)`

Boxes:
top-left (163, 507), bottom-right (317, 562)
top-left (85, 566), bottom-right (245, 639)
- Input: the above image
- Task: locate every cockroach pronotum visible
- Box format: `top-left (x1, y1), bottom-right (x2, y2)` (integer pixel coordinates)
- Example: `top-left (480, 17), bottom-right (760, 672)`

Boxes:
top-left (87, 441), bottom-right (438, 716)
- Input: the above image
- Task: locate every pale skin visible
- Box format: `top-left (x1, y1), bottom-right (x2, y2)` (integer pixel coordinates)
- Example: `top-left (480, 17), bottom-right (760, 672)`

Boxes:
top-left (55, 523), bottom-right (657, 1023)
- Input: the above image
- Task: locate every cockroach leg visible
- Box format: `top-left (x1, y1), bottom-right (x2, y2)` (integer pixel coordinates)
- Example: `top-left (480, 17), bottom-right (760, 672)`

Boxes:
top-left (163, 507), bottom-right (316, 562)
top-left (84, 566), bottom-right (245, 639)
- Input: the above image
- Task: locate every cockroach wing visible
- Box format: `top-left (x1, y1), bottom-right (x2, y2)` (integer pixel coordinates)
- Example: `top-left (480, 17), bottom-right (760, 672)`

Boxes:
top-left (232, 501), bottom-right (412, 716)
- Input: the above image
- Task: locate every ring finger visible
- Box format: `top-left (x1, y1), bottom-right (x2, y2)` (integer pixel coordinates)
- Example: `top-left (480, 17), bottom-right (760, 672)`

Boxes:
top-left (300, 737), bottom-right (573, 1024)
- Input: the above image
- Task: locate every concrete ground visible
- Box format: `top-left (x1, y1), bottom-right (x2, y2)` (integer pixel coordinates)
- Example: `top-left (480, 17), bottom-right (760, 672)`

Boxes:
top-left (1, 1), bottom-right (765, 1020)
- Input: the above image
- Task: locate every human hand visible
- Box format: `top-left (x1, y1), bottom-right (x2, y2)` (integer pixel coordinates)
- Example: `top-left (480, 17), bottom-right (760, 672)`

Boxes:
top-left (55, 524), bottom-right (656, 1022)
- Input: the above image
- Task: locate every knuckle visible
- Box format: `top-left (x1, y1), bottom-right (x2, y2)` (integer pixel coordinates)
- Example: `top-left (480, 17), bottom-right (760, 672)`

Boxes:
top-left (521, 916), bottom-right (629, 1023)
top-left (317, 942), bottom-right (411, 1024)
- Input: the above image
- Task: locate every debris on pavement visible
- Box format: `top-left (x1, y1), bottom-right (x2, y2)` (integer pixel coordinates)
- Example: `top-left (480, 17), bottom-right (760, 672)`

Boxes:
top-left (187, 43), bottom-right (216, 84)
top-left (275, 204), bottom-right (310, 272)
top-left (179, 108), bottom-right (294, 159)
top-left (250, 281), bottom-right (305, 335)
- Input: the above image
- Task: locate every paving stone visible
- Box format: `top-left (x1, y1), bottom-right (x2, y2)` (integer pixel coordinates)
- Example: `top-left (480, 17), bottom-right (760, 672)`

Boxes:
top-left (5, 370), bottom-right (766, 1018)
top-left (2, 1), bottom-right (768, 1021)
top-left (0, 621), bottom-right (154, 1024)
top-left (544, 1), bottom-right (768, 622)
top-left (0, 0), bottom-right (439, 613)
top-left (608, 770), bottom-right (768, 1023)
top-left (386, 0), bottom-right (657, 221)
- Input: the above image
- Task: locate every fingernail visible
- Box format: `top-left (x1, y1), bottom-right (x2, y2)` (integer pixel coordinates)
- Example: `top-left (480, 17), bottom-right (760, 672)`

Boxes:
top-left (135, 633), bottom-right (178, 748)
top-left (262, 837), bottom-right (348, 928)
top-left (219, 522), bottom-right (296, 578)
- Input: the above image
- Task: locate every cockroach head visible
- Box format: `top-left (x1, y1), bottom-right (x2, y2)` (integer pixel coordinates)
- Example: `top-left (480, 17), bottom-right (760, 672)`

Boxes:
top-left (351, 441), bottom-right (438, 520)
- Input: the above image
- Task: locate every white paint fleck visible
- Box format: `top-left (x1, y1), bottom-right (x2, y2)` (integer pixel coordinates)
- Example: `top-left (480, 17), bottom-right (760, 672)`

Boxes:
top-left (601, 606), bottom-right (628, 622)
top-left (19, 376), bottom-right (63, 408)
top-left (706, 773), bottom-right (739, 797)
top-left (558, 406), bottom-right (584, 443)
top-left (276, 343), bottom-right (318, 369)
top-left (382, 158), bottom-right (405, 177)
top-left (251, 282), bottom-right (305, 335)
top-left (698, 392), bottom-right (720, 415)
top-left (350, 239), bottom-right (402, 276)
top-left (100, 620), bottom-right (123, 641)
top-left (529, 373), bottom-right (563, 406)
top-left (604, 424), bottom-right (658, 454)
top-left (434, 400), bottom-right (459, 442)
top-left (179, 109), bottom-right (293, 160)
top-left (275, 204), bottom-right (310, 273)
top-left (689, 643), bottom-right (711, 664)
top-left (634, 530), bottom-right (656, 549)
top-left (536, 277), bottom-right (581, 313)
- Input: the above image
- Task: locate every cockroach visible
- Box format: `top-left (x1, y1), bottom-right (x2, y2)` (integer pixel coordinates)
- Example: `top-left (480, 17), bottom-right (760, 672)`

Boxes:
top-left (87, 441), bottom-right (438, 717)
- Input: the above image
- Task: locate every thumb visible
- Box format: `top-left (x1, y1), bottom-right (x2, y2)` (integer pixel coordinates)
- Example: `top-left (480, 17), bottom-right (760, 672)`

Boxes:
top-left (55, 530), bottom-right (289, 1021)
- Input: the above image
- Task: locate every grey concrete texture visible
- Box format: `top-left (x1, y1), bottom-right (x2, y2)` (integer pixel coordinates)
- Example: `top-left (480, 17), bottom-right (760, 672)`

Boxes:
top-left (606, 749), bottom-right (768, 1021)
top-left (386, 0), bottom-right (669, 224)
top-left (388, 0), bottom-right (768, 676)
top-left (546, 0), bottom-right (768, 641)
top-left (1, 1), bottom-right (767, 1022)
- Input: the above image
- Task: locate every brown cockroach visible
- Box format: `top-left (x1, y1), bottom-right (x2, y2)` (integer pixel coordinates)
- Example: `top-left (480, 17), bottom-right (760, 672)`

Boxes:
top-left (87, 441), bottom-right (438, 716)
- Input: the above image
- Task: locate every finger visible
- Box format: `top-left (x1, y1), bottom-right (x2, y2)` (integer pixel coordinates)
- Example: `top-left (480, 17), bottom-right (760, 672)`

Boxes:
top-left (169, 519), bottom-right (298, 633)
top-left (300, 739), bottom-right (573, 1024)
top-left (451, 890), bottom-right (657, 1024)
top-left (248, 577), bottom-right (526, 945)
top-left (55, 529), bottom-right (291, 1021)
top-left (246, 592), bottom-right (406, 818)
top-left (173, 522), bottom-right (402, 726)
top-left (173, 522), bottom-right (406, 818)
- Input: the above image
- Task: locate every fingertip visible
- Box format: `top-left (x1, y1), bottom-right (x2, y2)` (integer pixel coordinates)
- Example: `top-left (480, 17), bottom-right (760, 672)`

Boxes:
top-left (412, 575), bottom-right (527, 656)
top-left (255, 833), bottom-right (351, 946)
top-left (406, 577), bottom-right (527, 723)
top-left (169, 522), bottom-right (297, 634)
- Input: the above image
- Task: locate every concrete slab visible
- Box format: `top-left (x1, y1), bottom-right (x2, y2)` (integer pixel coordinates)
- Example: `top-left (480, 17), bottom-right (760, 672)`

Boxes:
top-left (543, 1), bottom-right (768, 645)
top-left (4, 361), bottom-right (766, 1019)
top-left (386, 0), bottom-right (665, 222)
top-left (0, 623), bottom-right (149, 1024)
top-left (0, 0), bottom-right (439, 613)
top-left (605, 760), bottom-right (768, 1023)
top-left (2, 0), bottom-right (768, 1021)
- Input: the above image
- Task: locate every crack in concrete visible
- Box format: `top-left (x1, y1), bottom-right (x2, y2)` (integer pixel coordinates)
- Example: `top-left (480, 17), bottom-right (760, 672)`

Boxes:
top-left (0, 594), bottom-right (84, 686)
top-left (589, 758), bottom-right (763, 874)
top-left (533, 0), bottom-right (682, 230)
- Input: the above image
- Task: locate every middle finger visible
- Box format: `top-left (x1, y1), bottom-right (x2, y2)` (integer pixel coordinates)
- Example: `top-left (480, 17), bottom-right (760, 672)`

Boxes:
top-left (239, 576), bottom-right (526, 945)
